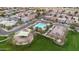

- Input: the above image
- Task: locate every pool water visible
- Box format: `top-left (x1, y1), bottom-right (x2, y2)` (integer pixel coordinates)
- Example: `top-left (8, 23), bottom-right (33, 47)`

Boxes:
top-left (34, 23), bottom-right (46, 29)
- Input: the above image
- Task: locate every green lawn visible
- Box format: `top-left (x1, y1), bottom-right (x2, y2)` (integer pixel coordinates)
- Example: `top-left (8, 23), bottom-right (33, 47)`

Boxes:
top-left (0, 31), bottom-right (79, 51)
top-left (0, 36), bottom-right (7, 40)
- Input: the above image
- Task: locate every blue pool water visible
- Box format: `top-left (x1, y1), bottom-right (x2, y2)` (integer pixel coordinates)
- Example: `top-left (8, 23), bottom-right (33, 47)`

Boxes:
top-left (34, 23), bottom-right (46, 29)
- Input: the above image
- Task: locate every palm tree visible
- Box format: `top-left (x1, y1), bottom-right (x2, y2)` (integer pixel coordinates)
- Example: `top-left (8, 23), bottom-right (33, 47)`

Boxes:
top-left (8, 32), bottom-right (15, 44)
top-left (74, 11), bottom-right (78, 15)
top-left (18, 18), bottom-right (23, 24)
top-left (36, 8), bottom-right (46, 17)
top-left (70, 24), bottom-right (76, 32)
top-left (9, 32), bottom-right (15, 39)
top-left (7, 26), bottom-right (12, 30)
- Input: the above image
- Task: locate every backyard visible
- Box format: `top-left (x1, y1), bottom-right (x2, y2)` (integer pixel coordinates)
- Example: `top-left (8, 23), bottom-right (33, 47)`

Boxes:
top-left (0, 31), bottom-right (79, 51)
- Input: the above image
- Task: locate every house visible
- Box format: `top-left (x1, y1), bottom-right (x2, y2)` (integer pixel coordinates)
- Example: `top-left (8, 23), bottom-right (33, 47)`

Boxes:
top-left (68, 16), bottom-right (79, 27)
top-left (72, 17), bottom-right (79, 24)
top-left (28, 13), bottom-right (37, 20)
top-left (13, 28), bottom-right (33, 45)
top-left (44, 13), bottom-right (58, 22)
top-left (0, 20), bottom-right (17, 27)
top-left (0, 10), bottom-right (5, 16)
top-left (21, 16), bottom-right (30, 23)
top-left (57, 17), bottom-right (67, 24)
top-left (0, 17), bottom-right (5, 22)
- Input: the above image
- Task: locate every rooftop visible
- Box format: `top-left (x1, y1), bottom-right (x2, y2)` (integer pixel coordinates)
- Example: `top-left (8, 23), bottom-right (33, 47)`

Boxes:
top-left (15, 29), bottom-right (31, 37)
top-left (0, 20), bottom-right (17, 26)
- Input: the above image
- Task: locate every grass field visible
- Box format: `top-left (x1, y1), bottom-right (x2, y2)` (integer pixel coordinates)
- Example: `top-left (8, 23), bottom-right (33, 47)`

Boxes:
top-left (0, 36), bottom-right (7, 40)
top-left (0, 31), bottom-right (79, 51)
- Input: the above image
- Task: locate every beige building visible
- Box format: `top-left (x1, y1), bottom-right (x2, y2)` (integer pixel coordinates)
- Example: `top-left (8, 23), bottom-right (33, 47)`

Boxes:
top-left (13, 28), bottom-right (33, 45)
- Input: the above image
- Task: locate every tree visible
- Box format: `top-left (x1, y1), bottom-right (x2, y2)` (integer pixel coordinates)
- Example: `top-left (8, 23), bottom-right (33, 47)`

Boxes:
top-left (8, 32), bottom-right (15, 39)
top-left (74, 11), bottom-right (78, 15)
top-left (70, 25), bottom-right (76, 32)
top-left (6, 26), bottom-right (12, 30)
top-left (8, 32), bottom-right (15, 45)
top-left (18, 18), bottom-right (23, 24)
top-left (70, 25), bottom-right (75, 29)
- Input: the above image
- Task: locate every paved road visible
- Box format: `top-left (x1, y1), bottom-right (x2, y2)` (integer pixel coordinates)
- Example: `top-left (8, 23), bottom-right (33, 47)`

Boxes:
top-left (0, 19), bottom-right (37, 35)
top-left (0, 22), bottom-right (30, 35)
top-left (0, 28), bottom-right (8, 35)
top-left (9, 23), bottom-right (29, 33)
top-left (8, 19), bottom-right (38, 33)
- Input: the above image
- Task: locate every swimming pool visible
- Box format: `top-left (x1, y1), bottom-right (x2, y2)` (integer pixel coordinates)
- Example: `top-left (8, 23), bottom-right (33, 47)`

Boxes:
top-left (34, 23), bottom-right (46, 29)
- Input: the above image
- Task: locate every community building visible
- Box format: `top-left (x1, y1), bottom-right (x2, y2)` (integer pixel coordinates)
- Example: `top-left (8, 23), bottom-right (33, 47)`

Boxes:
top-left (13, 28), bottom-right (33, 45)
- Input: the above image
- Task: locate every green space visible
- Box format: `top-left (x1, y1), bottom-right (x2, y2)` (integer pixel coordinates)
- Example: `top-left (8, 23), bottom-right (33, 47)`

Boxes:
top-left (0, 31), bottom-right (79, 51)
top-left (0, 36), bottom-right (7, 40)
